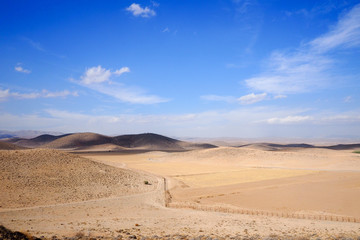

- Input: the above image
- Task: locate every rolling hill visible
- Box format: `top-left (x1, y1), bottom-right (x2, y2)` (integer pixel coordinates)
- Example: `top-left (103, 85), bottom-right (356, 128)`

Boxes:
top-left (11, 134), bottom-right (71, 148)
top-left (7, 132), bottom-right (217, 151)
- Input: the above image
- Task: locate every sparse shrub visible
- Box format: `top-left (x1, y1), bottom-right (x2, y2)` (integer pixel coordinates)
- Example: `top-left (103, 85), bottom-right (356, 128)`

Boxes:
top-left (74, 231), bottom-right (85, 239)
top-left (144, 180), bottom-right (151, 185)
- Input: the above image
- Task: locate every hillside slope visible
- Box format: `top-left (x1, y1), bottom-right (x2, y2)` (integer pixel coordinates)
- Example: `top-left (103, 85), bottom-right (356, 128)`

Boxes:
top-left (0, 149), bottom-right (157, 208)
top-left (12, 134), bottom-right (70, 148)
top-left (0, 141), bottom-right (27, 150)
top-left (42, 132), bottom-right (112, 149)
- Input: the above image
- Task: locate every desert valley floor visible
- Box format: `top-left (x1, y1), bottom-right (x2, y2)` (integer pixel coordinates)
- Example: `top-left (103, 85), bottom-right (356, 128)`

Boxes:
top-left (1, 135), bottom-right (360, 239)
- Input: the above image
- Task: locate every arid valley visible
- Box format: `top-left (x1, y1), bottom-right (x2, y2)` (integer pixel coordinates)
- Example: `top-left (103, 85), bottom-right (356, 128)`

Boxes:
top-left (1, 132), bottom-right (360, 239)
top-left (3, 1), bottom-right (360, 239)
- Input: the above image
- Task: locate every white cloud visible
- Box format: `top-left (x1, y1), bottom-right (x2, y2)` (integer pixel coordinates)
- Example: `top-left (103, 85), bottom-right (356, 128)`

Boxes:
top-left (80, 66), bottom-right (130, 85)
top-left (322, 113), bottom-right (360, 123)
top-left (77, 66), bottom-right (168, 104)
top-left (310, 4), bottom-right (360, 52)
top-left (42, 90), bottom-right (78, 98)
top-left (201, 93), bottom-right (268, 104)
top-left (245, 50), bottom-right (332, 94)
top-left (80, 66), bottom-right (112, 84)
top-left (266, 115), bottom-right (312, 124)
top-left (114, 67), bottom-right (130, 76)
top-left (126, 3), bottom-right (156, 18)
top-left (274, 94), bottom-right (287, 99)
top-left (238, 93), bottom-right (267, 104)
top-left (0, 88), bottom-right (78, 101)
top-left (14, 66), bottom-right (31, 74)
top-left (91, 82), bottom-right (169, 104)
top-left (162, 27), bottom-right (169, 33)
top-left (201, 95), bottom-right (237, 103)
top-left (244, 4), bottom-right (360, 94)
top-left (0, 89), bottom-right (10, 100)
top-left (80, 66), bottom-right (130, 84)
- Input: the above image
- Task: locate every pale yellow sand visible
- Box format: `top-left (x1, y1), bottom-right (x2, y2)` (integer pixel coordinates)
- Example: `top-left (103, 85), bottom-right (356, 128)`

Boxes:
top-left (1, 147), bottom-right (360, 238)
top-left (83, 147), bottom-right (360, 218)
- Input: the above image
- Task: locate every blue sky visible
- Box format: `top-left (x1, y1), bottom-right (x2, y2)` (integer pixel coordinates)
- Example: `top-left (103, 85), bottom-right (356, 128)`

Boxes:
top-left (1, 0), bottom-right (359, 139)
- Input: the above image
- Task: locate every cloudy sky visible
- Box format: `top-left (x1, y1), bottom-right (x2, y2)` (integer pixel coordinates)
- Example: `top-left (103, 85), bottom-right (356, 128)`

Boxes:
top-left (1, 0), bottom-right (360, 139)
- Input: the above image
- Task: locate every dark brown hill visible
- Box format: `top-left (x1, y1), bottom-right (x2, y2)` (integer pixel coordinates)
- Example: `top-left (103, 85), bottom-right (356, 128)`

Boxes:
top-left (326, 143), bottom-right (360, 150)
top-left (43, 132), bottom-right (113, 149)
top-left (43, 132), bottom-right (217, 151)
top-left (12, 134), bottom-right (70, 148)
top-left (113, 133), bottom-right (217, 151)
top-left (113, 133), bottom-right (181, 150)
top-left (6, 132), bottom-right (217, 151)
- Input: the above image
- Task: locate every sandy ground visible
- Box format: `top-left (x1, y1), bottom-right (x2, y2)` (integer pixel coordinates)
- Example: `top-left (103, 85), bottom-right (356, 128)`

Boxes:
top-left (0, 149), bottom-right (158, 209)
top-left (82, 148), bottom-right (360, 218)
top-left (1, 147), bottom-right (360, 239)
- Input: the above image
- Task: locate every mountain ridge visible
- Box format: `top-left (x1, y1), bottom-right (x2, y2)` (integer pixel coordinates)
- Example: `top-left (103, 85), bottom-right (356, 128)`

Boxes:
top-left (6, 132), bottom-right (217, 151)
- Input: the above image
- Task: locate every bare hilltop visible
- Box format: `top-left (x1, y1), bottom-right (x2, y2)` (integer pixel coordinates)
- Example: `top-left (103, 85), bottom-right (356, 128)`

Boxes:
top-left (4, 132), bottom-right (216, 151)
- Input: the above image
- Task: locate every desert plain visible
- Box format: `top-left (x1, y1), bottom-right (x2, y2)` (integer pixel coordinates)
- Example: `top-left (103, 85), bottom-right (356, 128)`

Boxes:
top-left (1, 133), bottom-right (360, 239)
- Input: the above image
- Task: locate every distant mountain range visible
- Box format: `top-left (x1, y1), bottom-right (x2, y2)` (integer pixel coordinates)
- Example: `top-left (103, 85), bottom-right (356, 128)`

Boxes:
top-left (0, 130), bottom-right (63, 139)
top-left (237, 142), bottom-right (360, 151)
top-left (1, 132), bottom-right (359, 152)
top-left (3, 132), bottom-right (217, 151)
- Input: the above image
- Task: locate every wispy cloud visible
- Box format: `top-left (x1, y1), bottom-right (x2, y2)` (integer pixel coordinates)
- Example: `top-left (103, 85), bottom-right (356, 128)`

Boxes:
top-left (201, 93), bottom-right (267, 105)
top-left (245, 51), bottom-right (332, 94)
top-left (274, 95), bottom-right (287, 99)
top-left (310, 4), bottom-right (360, 52)
top-left (0, 88), bottom-right (78, 101)
top-left (151, 1), bottom-right (159, 7)
top-left (126, 3), bottom-right (156, 18)
top-left (344, 96), bottom-right (352, 103)
top-left (77, 66), bottom-right (169, 104)
top-left (22, 37), bottom-right (45, 51)
top-left (114, 67), bottom-right (130, 76)
top-left (266, 115), bottom-right (312, 124)
top-left (14, 65), bottom-right (31, 74)
top-left (201, 95), bottom-right (237, 103)
top-left (238, 93), bottom-right (267, 104)
top-left (42, 90), bottom-right (79, 98)
top-left (244, 3), bottom-right (360, 94)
